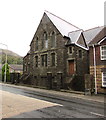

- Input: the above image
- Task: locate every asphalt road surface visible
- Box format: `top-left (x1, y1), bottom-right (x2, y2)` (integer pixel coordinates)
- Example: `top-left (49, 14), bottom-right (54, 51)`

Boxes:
top-left (0, 84), bottom-right (105, 119)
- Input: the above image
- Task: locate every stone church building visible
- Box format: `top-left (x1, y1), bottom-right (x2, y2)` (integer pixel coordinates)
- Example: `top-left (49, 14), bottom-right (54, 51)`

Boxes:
top-left (23, 11), bottom-right (89, 91)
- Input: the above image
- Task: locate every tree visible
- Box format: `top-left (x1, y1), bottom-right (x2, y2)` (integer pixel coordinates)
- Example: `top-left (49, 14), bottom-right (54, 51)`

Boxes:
top-left (2, 63), bottom-right (10, 82)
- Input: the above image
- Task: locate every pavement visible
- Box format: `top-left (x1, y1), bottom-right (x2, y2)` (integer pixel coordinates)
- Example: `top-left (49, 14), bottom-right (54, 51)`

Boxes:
top-left (0, 83), bottom-right (105, 103)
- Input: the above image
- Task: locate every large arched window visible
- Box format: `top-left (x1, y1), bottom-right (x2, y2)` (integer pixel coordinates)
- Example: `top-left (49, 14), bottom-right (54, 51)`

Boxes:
top-left (44, 32), bottom-right (48, 48)
top-left (42, 32), bottom-right (48, 49)
top-left (51, 31), bottom-right (56, 48)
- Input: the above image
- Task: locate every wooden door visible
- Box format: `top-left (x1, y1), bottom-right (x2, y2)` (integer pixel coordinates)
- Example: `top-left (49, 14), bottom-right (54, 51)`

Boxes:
top-left (68, 60), bottom-right (74, 75)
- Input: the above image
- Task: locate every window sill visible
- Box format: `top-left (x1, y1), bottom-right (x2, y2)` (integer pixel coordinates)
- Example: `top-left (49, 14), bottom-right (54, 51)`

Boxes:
top-left (101, 86), bottom-right (106, 88)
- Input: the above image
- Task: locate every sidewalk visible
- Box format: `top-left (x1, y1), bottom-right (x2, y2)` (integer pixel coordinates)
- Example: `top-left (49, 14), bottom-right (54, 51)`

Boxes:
top-left (1, 83), bottom-right (104, 103)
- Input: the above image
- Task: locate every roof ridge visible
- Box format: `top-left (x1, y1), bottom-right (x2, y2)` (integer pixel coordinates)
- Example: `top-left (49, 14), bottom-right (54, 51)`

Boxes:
top-left (84, 26), bottom-right (103, 32)
top-left (44, 10), bottom-right (80, 30)
top-left (68, 29), bottom-right (83, 34)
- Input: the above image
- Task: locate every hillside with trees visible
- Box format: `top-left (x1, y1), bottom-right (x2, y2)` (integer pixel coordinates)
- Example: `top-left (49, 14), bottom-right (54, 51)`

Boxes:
top-left (0, 49), bottom-right (23, 64)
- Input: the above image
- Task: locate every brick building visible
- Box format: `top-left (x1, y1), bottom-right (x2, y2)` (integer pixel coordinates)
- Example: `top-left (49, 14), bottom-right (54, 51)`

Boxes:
top-left (88, 27), bottom-right (106, 93)
top-left (23, 11), bottom-right (89, 91)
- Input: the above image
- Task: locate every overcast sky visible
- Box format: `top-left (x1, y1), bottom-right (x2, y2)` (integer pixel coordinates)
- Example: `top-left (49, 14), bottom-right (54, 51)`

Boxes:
top-left (0, 0), bottom-right (105, 56)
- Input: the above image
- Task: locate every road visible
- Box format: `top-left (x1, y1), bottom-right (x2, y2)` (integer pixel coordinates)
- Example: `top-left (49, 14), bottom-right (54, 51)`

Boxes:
top-left (0, 84), bottom-right (105, 119)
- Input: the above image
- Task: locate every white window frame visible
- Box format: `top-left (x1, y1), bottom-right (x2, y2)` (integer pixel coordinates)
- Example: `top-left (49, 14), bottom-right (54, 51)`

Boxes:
top-left (102, 72), bottom-right (106, 87)
top-left (100, 45), bottom-right (106, 60)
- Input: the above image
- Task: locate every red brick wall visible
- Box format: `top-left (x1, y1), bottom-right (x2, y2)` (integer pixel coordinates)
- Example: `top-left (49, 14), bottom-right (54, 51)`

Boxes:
top-left (89, 40), bottom-right (106, 93)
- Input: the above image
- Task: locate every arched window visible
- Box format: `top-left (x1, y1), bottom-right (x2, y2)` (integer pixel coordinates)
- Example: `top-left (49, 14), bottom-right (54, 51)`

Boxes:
top-left (44, 32), bottom-right (48, 48)
top-left (51, 31), bottom-right (56, 48)
top-left (51, 53), bottom-right (55, 66)
top-left (42, 32), bottom-right (48, 49)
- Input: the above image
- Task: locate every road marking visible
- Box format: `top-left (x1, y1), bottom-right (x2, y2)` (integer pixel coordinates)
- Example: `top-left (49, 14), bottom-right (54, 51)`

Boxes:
top-left (90, 112), bottom-right (104, 117)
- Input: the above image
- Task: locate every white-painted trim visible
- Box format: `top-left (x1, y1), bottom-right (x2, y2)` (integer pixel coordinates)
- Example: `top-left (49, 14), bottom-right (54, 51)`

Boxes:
top-left (100, 45), bottom-right (106, 60)
top-left (102, 72), bottom-right (106, 87)
top-left (93, 45), bottom-right (97, 94)
top-left (75, 43), bottom-right (88, 50)
top-left (98, 37), bottom-right (106, 44)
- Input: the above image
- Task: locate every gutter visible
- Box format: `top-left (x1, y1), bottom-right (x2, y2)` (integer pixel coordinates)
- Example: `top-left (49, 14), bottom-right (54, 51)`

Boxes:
top-left (92, 44), bottom-right (97, 94)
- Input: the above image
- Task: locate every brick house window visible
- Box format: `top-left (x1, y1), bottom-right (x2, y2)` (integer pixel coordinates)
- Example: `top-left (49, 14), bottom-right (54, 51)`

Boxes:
top-left (102, 72), bottom-right (106, 87)
top-left (51, 53), bottom-right (55, 66)
top-left (101, 45), bottom-right (106, 60)
top-left (35, 37), bottom-right (38, 51)
top-left (79, 50), bottom-right (82, 58)
top-left (41, 54), bottom-right (47, 67)
top-left (35, 56), bottom-right (38, 67)
top-left (51, 31), bottom-right (56, 48)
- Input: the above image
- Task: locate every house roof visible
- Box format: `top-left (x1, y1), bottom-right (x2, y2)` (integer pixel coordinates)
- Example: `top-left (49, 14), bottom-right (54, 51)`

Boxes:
top-left (68, 30), bottom-right (83, 43)
top-left (45, 11), bottom-right (80, 37)
top-left (88, 27), bottom-right (106, 46)
top-left (66, 30), bottom-right (88, 50)
top-left (83, 26), bottom-right (104, 45)
top-left (98, 37), bottom-right (106, 44)
top-left (9, 64), bottom-right (23, 71)
top-left (0, 64), bottom-right (23, 71)
top-left (45, 11), bottom-right (88, 50)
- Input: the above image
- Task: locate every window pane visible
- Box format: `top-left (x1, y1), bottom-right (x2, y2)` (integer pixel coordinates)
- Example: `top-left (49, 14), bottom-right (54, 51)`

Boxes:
top-left (45, 40), bottom-right (48, 48)
top-left (101, 46), bottom-right (106, 60)
top-left (45, 54), bottom-right (47, 67)
top-left (44, 32), bottom-right (48, 48)
top-left (51, 32), bottom-right (56, 48)
top-left (51, 53), bottom-right (55, 66)
top-left (41, 55), bottom-right (44, 66)
top-left (69, 47), bottom-right (72, 54)
top-left (103, 72), bottom-right (106, 87)
top-left (41, 54), bottom-right (47, 67)
top-left (102, 51), bottom-right (106, 55)
top-left (103, 82), bottom-right (106, 85)
top-left (102, 46), bottom-right (106, 50)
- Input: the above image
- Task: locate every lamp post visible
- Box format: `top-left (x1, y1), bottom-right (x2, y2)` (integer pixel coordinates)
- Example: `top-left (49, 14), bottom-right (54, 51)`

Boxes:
top-left (0, 43), bottom-right (8, 83)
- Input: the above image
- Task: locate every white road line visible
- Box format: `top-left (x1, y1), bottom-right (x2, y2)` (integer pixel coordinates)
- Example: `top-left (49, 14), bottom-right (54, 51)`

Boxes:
top-left (90, 112), bottom-right (105, 117)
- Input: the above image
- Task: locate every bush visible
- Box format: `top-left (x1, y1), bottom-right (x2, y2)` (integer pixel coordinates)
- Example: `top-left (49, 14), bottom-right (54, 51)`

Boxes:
top-left (2, 63), bottom-right (10, 82)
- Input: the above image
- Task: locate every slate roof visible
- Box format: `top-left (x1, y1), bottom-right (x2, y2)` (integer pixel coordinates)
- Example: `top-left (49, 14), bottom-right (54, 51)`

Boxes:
top-left (45, 11), bottom-right (88, 50)
top-left (33, 11), bottom-right (104, 51)
top-left (88, 27), bottom-right (106, 45)
top-left (45, 11), bottom-right (80, 37)
top-left (68, 30), bottom-right (83, 43)
top-left (0, 64), bottom-right (23, 72)
top-left (9, 64), bottom-right (23, 71)
top-left (83, 26), bottom-right (104, 45)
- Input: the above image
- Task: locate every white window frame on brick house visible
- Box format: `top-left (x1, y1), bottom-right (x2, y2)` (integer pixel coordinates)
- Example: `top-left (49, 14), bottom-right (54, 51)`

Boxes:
top-left (102, 72), bottom-right (106, 87)
top-left (100, 45), bottom-right (106, 60)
